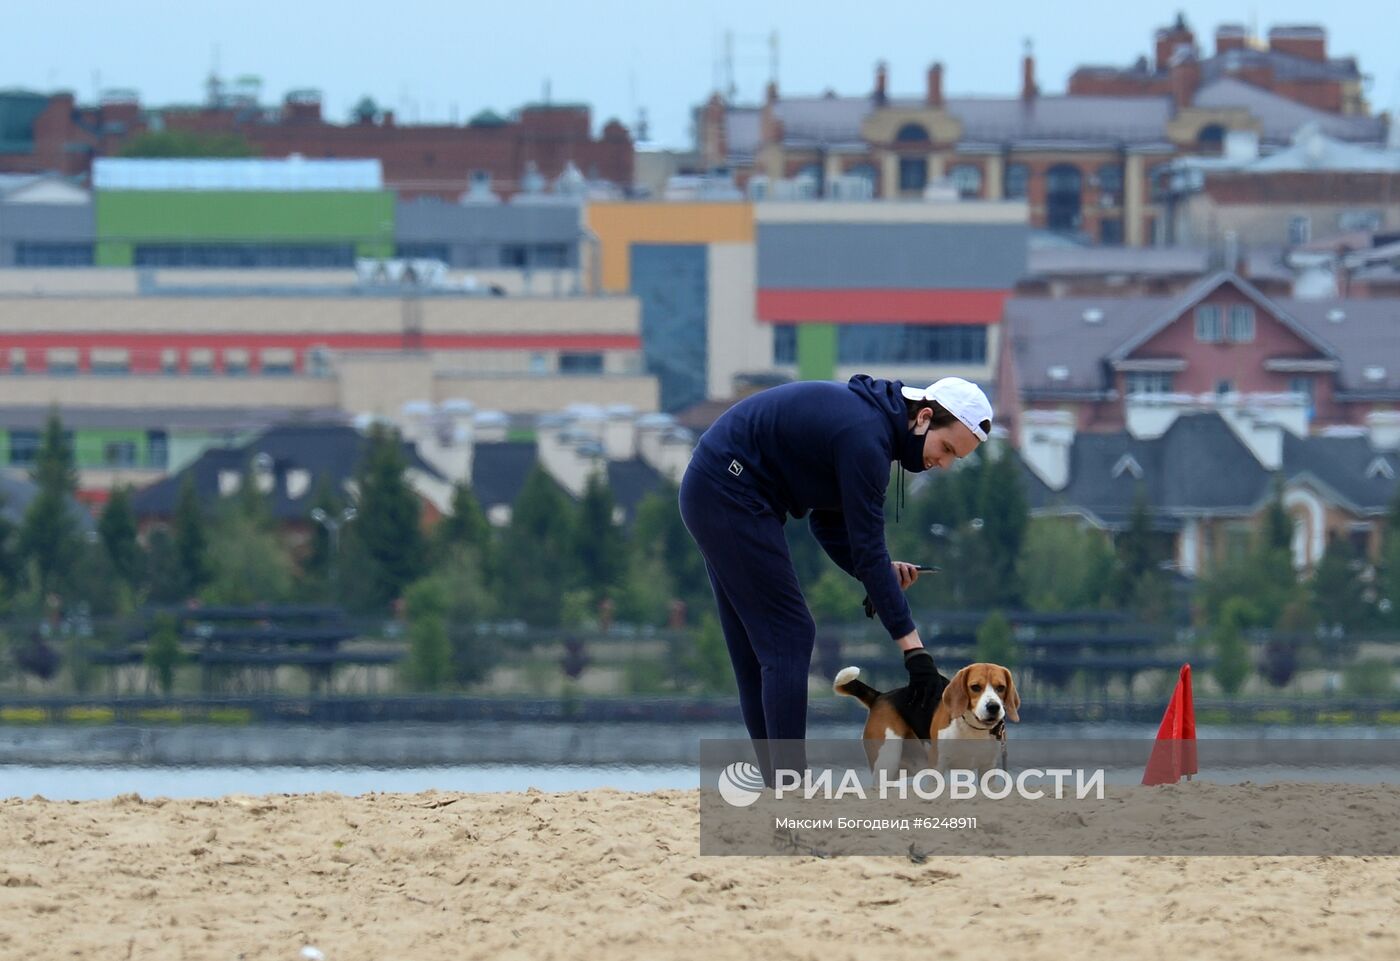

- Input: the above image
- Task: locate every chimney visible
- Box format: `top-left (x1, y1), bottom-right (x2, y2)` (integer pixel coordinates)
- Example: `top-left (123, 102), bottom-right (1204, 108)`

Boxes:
top-left (1153, 13), bottom-right (1196, 71)
top-left (382, 109), bottom-right (396, 127)
top-left (1021, 43), bottom-right (1037, 101)
top-left (1169, 49), bottom-right (1200, 109)
top-left (926, 63), bottom-right (944, 108)
top-left (1215, 23), bottom-right (1247, 55)
top-left (1018, 409), bottom-right (1075, 491)
top-left (765, 80), bottom-right (779, 105)
top-left (873, 61), bottom-right (888, 106)
top-left (603, 406), bottom-right (638, 460)
top-left (1268, 25), bottom-right (1327, 63)
top-left (1366, 411), bottom-right (1400, 452)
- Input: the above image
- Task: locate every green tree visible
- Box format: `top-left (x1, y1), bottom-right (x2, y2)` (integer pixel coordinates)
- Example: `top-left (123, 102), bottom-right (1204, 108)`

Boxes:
top-left (687, 614), bottom-right (736, 694)
top-left (1260, 477), bottom-right (1293, 553)
top-left (1110, 486), bottom-right (1158, 606)
top-left (143, 528), bottom-right (184, 605)
top-left (496, 465), bottom-right (577, 625)
top-left (98, 486), bottom-right (142, 587)
top-left (145, 613), bottom-right (183, 696)
top-left (0, 492), bottom-right (22, 601)
top-left (1310, 533), bottom-right (1367, 632)
top-left (119, 130), bottom-right (256, 158)
top-left (975, 610), bottom-right (1019, 666)
top-left (434, 481), bottom-right (493, 563)
top-left (172, 476), bottom-right (211, 600)
top-left (201, 508), bottom-right (295, 605)
top-left (1210, 597), bottom-right (1255, 696)
top-left (972, 446), bottom-right (1029, 608)
top-left (351, 424), bottom-right (426, 611)
top-left (404, 577), bottom-right (452, 691)
top-left (575, 470), bottom-right (624, 601)
top-left (19, 413), bottom-right (80, 598)
top-left (1018, 518), bottom-right (1114, 612)
top-left (631, 478), bottom-right (709, 612)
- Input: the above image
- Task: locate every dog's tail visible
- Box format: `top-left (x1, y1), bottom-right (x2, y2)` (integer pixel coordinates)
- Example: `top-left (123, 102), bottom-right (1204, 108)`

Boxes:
top-left (833, 666), bottom-right (882, 708)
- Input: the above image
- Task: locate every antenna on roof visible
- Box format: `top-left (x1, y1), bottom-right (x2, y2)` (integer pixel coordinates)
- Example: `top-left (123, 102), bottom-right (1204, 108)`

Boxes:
top-left (724, 30), bottom-right (736, 102)
top-left (770, 30), bottom-right (780, 91)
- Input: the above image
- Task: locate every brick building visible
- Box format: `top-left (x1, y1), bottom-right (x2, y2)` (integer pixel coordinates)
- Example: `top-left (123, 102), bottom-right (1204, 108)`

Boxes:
top-left (695, 17), bottom-right (1384, 246)
top-left (1069, 17), bottom-right (1367, 116)
top-left (0, 85), bottom-right (633, 200)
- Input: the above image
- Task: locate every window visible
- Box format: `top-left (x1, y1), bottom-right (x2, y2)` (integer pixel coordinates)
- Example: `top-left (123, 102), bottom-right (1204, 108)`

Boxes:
top-left (8, 430), bottom-right (40, 466)
top-left (773, 324), bottom-right (797, 365)
top-left (395, 243), bottom-right (451, 263)
top-left (146, 430), bottom-right (169, 469)
top-left (103, 441), bottom-right (137, 467)
top-left (132, 243), bottom-right (356, 268)
top-left (1195, 304), bottom-right (1222, 343)
top-left (948, 164), bottom-right (982, 199)
top-left (189, 349), bottom-right (214, 375)
top-left (836, 325), bottom-right (987, 364)
top-left (224, 349), bottom-right (250, 376)
top-left (1289, 376), bottom-right (1314, 402)
top-left (45, 348), bottom-right (79, 375)
top-left (1004, 163), bottom-right (1029, 200)
top-left (160, 349), bottom-right (179, 375)
top-left (10, 348), bottom-right (26, 375)
top-left (1227, 305), bottom-right (1255, 343)
top-left (894, 123), bottom-right (930, 143)
top-left (898, 156), bottom-right (928, 192)
top-left (1096, 163), bottom-right (1124, 199)
top-left (528, 352), bottom-right (548, 374)
top-left (1099, 218), bottom-right (1124, 246)
top-left (1216, 379), bottom-right (1235, 395)
top-left (1288, 216), bottom-right (1311, 245)
top-left (558, 352), bottom-right (604, 374)
top-left (15, 242), bottom-right (94, 267)
top-left (90, 349), bottom-right (130, 375)
top-left (260, 349), bottom-right (296, 376)
top-left (501, 243), bottom-right (570, 269)
top-left (1126, 372), bottom-right (1174, 394)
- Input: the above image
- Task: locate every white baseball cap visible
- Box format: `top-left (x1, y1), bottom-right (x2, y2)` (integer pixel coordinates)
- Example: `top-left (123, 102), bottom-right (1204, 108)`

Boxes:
top-left (900, 377), bottom-right (993, 442)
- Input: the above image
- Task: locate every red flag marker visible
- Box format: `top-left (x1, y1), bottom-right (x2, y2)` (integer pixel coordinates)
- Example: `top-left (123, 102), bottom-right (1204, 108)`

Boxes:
top-left (1142, 663), bottom-right (1198, 785)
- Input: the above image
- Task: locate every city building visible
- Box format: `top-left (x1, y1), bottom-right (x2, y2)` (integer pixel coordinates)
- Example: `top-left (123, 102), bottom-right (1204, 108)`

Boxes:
top-left (0, 85), bottom-right (633, 200)
top-left (695, 19), bottom-right (1385, 246)
top-left (998, 271), bottom-right (1400, 438)
top-left (758, 200), bottom-right (1027, 389)
top-left (1159, 124), bottom-right (1400, 248)
top-left (1020, 406), bottom-right (1400, 575)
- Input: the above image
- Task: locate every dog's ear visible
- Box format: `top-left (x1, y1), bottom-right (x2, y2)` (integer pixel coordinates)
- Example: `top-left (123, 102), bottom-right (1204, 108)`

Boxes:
top-left (942, 667), bottom-right (970, 718)
top-left (1001, 666), bottom-right (1020, 722)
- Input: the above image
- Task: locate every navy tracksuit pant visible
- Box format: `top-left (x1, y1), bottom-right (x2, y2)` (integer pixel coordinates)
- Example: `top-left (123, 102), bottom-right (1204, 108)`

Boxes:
top-left (678, 463), bottom-right (811, 786)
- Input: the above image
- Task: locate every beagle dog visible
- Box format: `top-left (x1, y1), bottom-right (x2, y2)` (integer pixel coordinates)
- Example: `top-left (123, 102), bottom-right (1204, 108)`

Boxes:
top-left (834, 662), bottom-right (1020, 775)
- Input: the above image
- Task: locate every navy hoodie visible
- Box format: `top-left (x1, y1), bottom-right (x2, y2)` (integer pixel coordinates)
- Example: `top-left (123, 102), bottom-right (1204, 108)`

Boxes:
top-left (689, 375), bottom-right (918, 640)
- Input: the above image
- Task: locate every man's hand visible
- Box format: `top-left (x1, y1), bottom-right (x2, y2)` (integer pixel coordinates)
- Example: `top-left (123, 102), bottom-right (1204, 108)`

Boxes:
top-left (892, 561), bottom-right (922, 590)
top-left (903, 648), bottom-right (941, 712)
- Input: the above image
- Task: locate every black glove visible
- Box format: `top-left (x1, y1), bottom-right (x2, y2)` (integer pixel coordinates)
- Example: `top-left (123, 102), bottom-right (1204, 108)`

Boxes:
top-left (903, 648), bottom-right (941, 713)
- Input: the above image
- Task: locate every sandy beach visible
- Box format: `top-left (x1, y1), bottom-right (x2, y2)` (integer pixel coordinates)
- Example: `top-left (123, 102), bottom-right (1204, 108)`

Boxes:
top-left (2, 787), bottom-right (1397, 961)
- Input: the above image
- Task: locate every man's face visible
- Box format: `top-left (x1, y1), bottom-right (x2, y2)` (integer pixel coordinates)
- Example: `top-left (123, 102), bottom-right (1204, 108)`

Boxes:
top-left (916, 413), bottom-right (981, 471)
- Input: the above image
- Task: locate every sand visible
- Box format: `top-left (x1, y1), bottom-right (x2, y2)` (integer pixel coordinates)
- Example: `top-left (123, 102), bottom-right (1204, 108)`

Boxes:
top-left (1, 787), bottom-right (1398, 961)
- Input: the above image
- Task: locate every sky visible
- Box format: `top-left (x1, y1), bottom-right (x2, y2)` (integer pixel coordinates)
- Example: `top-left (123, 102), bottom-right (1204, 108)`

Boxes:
top-left (11, 1), bottom-right (1399, 150)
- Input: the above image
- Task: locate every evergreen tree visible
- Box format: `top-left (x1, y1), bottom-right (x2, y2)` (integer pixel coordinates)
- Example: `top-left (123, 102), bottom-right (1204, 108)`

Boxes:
top-left (631, 477), bottom-right (708, 610)
top-left (172, 475), bottom-right (210, 600)
top-left (352, 424), bottom-right (426, 611)
top-left (1261, 476), bottom-right (1293, 553)
top-left (975, 610), bottom-right (1019, 666)
top-left (434, 481), bottom-right (493, 562)
top-left (1311, 533), bottom-right (1367, 632)
top-left (1018, 517), bottom-right (1114, 612)
top-left (972, 445), bottom-right (1029, 608)
top-left (1211, 598), bottom-right (1255, 696)
top-left (98, 486), bottom-right (142, 587)
top-left (575, 469), bottom-right (624, 600)
top-left (143, 528), bottom-right (185, 605)
top-left (19, 413), bottom-right (80, 598)
top-left (0, 492), bottom-right (21, 599)
top-left (145, 613), bottom-right (183, 696)
top-left (404, 577), bottom-right (452, 691)
top-left (300, 478), bottom-right (344, 599)
top-left (497, 465), bottom-right (577, 625)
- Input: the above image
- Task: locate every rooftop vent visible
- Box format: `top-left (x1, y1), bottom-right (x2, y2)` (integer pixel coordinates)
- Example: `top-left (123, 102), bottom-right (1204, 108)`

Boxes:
top-left (1082, 308), bottom-right (1104, 324)
top-left (1048, 365), bottom-right (1069, 382)
top-left (1327, 308), bottom-right (1346, 323)
top-left (1364, 366), bottom-right (1387, 382)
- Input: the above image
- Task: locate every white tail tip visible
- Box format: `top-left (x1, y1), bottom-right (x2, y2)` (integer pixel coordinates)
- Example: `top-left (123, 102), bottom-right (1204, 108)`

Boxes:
top-left (833, 666), bottom-right (861, 693)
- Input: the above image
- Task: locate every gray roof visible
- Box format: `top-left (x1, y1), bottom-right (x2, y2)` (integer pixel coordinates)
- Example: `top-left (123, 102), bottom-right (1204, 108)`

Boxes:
top-left (1193, 78), bottom-right (1385, 145)
top-left (0, 472), bottom-right (96, 531)
top-left (132, 424), bottom-right (442, 521)
top-left (1027, 246), bottom-right (1209, 278)
top-left (1006, 274), bottom-right (1400, 396)
top-left (1023, 412), bottom-right (1399, 528)
top-left (720, 76), bottom-right (1384, 164)
top-left (470, 441), bottom-right (539, 511)
top-left (1199, 48), bottom-right (1362, 85)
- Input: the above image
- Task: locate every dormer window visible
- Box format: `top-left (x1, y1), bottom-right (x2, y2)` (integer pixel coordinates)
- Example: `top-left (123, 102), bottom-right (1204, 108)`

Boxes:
top-left (1366, 457), bottom-right (1395, 481)
top-left (1112, 454), bottom-right (1144, 480)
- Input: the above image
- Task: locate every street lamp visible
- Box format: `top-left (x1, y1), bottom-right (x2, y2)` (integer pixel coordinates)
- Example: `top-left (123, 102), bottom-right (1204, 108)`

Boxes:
top-left (310, 506), bottom-right (358, 597)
